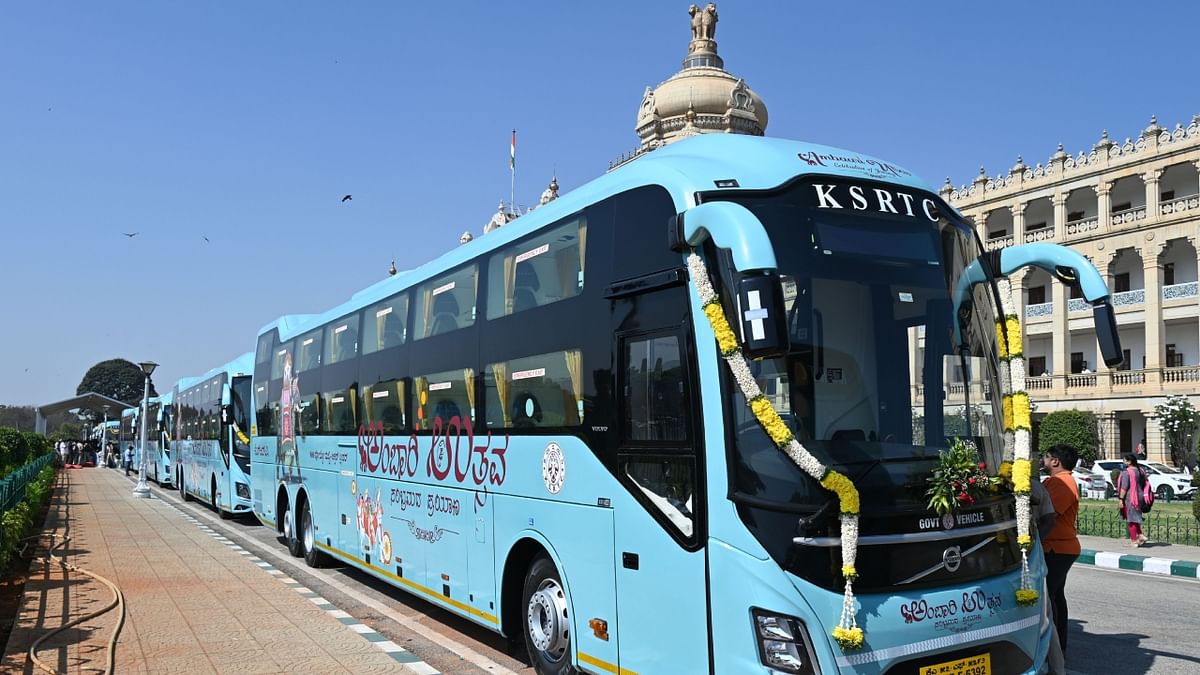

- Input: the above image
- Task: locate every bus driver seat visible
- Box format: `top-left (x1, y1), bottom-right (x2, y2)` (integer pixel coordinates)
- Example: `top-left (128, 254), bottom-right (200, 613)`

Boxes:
top-left (512, 263), bottom-right (541, 314)
top-left (430, 294), bottom-right (459, 335)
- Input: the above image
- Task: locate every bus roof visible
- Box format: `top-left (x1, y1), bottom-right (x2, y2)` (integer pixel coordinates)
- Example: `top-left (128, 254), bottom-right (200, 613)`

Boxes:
top-left (174, 352), bottom-right (256, 394)
top-left (264, 134), bottom-right (933, 343)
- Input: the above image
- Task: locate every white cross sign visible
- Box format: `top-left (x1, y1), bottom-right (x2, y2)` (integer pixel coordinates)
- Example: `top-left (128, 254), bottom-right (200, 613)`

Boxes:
top-left (743, 290), bottom-right (769, 341)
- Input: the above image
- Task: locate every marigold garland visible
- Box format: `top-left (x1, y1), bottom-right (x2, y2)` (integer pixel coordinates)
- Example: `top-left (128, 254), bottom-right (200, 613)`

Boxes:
top-left (687, 251), bottom-right (865, 651)
top-left (997, 280), bottom-right (1038, 606)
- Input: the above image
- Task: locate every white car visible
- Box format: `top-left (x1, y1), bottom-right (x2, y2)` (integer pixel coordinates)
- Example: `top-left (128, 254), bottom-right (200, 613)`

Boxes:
top-left (1091, 459), bottom-right (1195, 500)
top-left (1038, 467), bottom-right (1091, 495)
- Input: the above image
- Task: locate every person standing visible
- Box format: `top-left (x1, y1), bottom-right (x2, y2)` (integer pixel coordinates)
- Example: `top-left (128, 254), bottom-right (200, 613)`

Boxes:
top-left (1135, 438), bottom-right (1146, 460)
top-left (124, 445), bottom-right (135, 476)
top-left (1041, 444), bottom-right (1081, 659)
top-left (1118, 453), bottom-right (1149, 547)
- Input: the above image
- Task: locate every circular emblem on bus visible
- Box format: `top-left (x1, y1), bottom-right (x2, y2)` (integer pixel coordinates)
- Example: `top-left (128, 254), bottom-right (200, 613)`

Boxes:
top-left (942, 513), bottom-right (955, 530)
top-left (542, 442), bottom-right (566, 495)
top-left (943, 546), bottom-right (962, 573)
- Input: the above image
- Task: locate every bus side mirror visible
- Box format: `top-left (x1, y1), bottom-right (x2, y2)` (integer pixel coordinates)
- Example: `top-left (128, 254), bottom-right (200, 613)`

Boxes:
top-left (735, 271), bottom-right (789, 360)
top-left (1093, 301), bottom-right (1123, 367)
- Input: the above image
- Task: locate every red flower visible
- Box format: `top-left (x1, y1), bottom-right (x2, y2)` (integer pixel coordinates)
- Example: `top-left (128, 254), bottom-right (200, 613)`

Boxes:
top-left (953, 481), bottom-right (962, 490)
top-left (978, 462), bottom-right (987, 471)
top-left (968, 477), bottom-right (977, 486)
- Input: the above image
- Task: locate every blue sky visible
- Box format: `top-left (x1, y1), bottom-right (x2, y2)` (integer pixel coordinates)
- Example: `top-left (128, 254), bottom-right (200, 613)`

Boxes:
top-left (3, 1), bottom-right (1198, 407)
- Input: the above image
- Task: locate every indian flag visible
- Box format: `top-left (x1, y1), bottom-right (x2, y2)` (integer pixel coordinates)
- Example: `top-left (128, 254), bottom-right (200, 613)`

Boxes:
top-left (510, 130), bottom-right (516, 171)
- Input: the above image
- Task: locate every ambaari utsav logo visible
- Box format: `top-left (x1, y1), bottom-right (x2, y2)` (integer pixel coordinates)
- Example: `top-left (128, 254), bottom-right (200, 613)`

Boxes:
top-left (798, 150), bottom-right (912, 179)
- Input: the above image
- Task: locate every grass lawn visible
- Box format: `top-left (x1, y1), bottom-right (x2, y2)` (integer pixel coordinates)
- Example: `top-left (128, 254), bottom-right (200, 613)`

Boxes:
top-left (1077, 497), bottom-right (1199, 544)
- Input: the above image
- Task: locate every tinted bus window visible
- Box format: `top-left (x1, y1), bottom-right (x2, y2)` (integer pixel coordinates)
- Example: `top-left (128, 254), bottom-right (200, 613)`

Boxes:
top-left (324, 388), bottom-right (358, 435)
top-left (363, 379), bottom-right (406, 433)
top-left (413, 265), bottom-right (478, 339)
top-left (414, 368), bottom-right (475, 429)
top-left (363, 294), bottom-right (408, 354)
top-left (624, 335), bottom-right (689, 442)
top-left (296, 329), bottom-right (323, 373)
top-left (486, 218), bottom-right (585, 319)
top-left (324, 314), bottom-right (360, 365)
top-left (484, 349), bottom-right (583, 429)
top-left (256, 332), bottom-right (273, 365)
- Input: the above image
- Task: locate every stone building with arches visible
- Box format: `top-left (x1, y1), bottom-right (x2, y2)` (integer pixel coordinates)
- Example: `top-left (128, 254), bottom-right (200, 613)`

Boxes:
top-left (939, 115), bottom-right (1200, 462)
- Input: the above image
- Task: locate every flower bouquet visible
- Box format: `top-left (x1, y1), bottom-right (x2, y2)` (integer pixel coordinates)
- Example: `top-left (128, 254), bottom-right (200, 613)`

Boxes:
top-left (925, 438), bottom-right (996, 515)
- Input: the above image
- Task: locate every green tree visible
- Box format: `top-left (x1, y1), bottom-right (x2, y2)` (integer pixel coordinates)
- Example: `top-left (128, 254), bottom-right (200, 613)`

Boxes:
top-left (1037, 409), bottom-right (1098, 464)
top-left (1153, 395), bottom-right (1198, 470)
top-left (76, 359), bottom-right (157, 405)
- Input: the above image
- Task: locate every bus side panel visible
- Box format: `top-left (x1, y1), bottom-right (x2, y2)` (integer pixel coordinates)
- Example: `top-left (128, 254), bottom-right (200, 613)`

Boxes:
top-left (467, 493), bottom-right (497, 624)
top-left (494, 496), bottom-right (617, 674)
top-left (302, 467), bottom-right (340, 553)
top-left (420, 483), bottom-right (470, 612)
top-left (251, 438), bottom-right (277, 526)
top-left (612, 495), bottom-right (709, 675)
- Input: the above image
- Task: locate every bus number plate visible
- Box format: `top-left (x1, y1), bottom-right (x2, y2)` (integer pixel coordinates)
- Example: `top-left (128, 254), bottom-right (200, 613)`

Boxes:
top-left (921, 653), bottom-right (989, 675)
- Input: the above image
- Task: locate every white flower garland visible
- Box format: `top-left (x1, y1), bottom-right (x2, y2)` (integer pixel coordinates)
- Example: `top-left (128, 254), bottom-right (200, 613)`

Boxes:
top-left (997, 279), bottom-right (1038, 605)
top-left (687, 252), bottom-right (865, 649)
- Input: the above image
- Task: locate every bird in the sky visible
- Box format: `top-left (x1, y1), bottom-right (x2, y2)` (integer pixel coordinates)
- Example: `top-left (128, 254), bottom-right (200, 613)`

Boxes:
top-left (203, 236), bottom-right (210, 243)
top-left (341, 194), bottom-right (353, 202)
top-left (122, 232), bottom-right (139, 238)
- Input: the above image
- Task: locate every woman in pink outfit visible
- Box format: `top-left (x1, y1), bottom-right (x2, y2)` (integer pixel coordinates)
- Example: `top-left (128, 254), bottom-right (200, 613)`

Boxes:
top-left (1118, 453), bottom-right (1149, 547)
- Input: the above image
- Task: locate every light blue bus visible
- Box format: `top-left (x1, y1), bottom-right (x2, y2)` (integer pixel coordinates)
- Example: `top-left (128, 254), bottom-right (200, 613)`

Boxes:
top-left (174, 352), bottom-right (255, 517)
top-left (250, 134), bottom-right (1121, 675)
top-left (141, 392), bottom-right (175, 486)
top-left (118, 406), bottom-right (139, 470)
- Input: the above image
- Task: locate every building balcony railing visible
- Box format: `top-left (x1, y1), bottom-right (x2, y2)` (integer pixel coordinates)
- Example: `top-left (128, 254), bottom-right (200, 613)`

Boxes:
top-left (1026, 375), bottom-right (1054, 390)
top-left (1025, 302), bottom-right (1054, 318)
top-left (1066, 373), bottom-right (1097, 388)
top-left (1164, 365), bottom-right (1200, 383)
top-left (1159, 193), bottom-right (1200, 217)
top-left (1112, 289), bottom-right (1145, 307)
top-left (1024, 227), bottom-right (1056, 243)
top-left (985, 235), bottom-right (1013, 251)
top-left (1066, 217), bottom-right (1099, 236)
top-left (1163, 281), bottom-right (1199, 300)
top-left (1110, 205), bottom-right (1148, 226)
top-left (1067, 298), bottom-right (1089, 313)
top-left (1111, 369), bottom-right (1147, 386)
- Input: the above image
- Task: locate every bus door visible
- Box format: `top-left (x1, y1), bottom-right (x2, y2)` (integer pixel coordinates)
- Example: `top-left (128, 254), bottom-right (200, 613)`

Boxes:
top-left (609, 278), bottom-right (710, 674)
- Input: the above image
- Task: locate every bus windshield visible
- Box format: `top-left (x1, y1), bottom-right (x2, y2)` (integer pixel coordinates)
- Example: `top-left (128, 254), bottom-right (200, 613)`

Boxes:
top-left (709, 177), bottom-right (1005, 524)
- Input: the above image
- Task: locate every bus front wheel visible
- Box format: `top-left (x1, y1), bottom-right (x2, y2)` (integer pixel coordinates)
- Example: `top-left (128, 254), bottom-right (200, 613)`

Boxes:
top-left (521, 555), bottom-right (577, 675)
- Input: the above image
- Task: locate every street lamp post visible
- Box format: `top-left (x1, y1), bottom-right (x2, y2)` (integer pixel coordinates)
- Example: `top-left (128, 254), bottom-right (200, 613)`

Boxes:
top-left (132, 361), bottom-right (158, 498)
top-left (101, 404), bottom-right (110, 468)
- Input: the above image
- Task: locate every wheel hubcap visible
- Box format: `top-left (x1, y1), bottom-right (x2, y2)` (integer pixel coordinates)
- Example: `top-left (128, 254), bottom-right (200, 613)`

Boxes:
top-left (303, 510), bottom-right (314, 552)
top-left (527, 578), bottom-right (568, 658)
top-left (283, 508), bottom-right (293, 540)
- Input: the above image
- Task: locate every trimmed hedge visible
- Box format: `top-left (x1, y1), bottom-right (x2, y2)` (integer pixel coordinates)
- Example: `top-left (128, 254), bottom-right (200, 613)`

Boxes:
top-left (0, 463), bottom-right (55, 575)
top-left (0, 429), bottom-right (52, 477)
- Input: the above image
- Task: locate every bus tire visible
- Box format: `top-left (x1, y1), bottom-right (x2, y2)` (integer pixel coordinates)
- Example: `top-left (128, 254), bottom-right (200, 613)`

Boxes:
top-left (213, 476), bottom-right (232, 519)
top-left (180, 469), bottom-right (191, 502)
top-left (284, 504), bottom-right (303, 558)
top-left (301, 501), bottom-right (327, 568)
top-left (521, 555), bottom-right (577, 675)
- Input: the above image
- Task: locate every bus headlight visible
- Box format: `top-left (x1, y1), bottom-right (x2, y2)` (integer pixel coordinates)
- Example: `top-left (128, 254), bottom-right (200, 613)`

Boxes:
top-left (752, 609), bottom-right (820, 674)
top-left (236, 482), bottom-right (250, 500)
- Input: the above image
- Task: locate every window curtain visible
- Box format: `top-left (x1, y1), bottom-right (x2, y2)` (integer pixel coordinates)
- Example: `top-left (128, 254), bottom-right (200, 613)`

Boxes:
top-left (421, 287), bottom-right (434, 339)
top-left (463, 368), bottom-right (476, 422)
top-left (416, 377), bottom-right (430, 430)
top-left (493, 363), bottom-right (511, 427)
top-left (503, 254), bottom-right (516, 316)
top-left (564, 350), bottom-right (583, 424)
top-left (578, 219), bottom-right (587, 287)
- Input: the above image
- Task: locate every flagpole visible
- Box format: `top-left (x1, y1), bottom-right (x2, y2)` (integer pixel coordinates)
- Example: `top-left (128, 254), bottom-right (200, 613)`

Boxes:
top-left (510, 129), bottom-right (516, 216)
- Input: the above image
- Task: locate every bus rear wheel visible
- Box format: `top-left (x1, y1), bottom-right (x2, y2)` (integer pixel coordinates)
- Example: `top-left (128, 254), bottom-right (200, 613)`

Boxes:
top-left (301, 501), bottom-right (327, 568)
top-left (179, 469), bottom-right (190, 502)
top-left (283, 504), bottom-right (303, 557)
top-left (521, 555), bottom-right (577, 675)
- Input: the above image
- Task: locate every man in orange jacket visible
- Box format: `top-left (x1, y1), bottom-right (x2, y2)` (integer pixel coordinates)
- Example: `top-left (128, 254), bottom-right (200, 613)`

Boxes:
top-left (1041, 444), bottom-right (1081, 659)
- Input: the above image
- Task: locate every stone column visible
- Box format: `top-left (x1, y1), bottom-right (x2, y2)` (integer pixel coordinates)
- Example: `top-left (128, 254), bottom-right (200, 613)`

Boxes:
top-left (1144, 168), bottom-right (1162, 221)
top-left (1096, 180), bottom-right (1112, 231)
top-left (1052, 192), bottom-right (1068, 241)
top-left (1143, 243), bottom-right (1164, 386)
top-left (1051, 274), bottom-right (1069, 397)
top-left (1011, 202), bottom-right (1026, 246)
top-left (1144, 410), bottom-right (1167, 463)
top-left (1097, 411), bottom-right (1120, 460)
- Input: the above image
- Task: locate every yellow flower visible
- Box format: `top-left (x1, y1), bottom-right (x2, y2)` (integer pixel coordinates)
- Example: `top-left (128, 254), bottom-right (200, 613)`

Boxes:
top-left (995, 320), bottom-right (1009, 359)
top-left (703, 302), bottom-right (740, 355)
top-left (1015, 589), bottom-right (1039, 606)
top-left (1004, 316), bottom-right (1023, 357)
top-left (820, 471), bottom-right (861, 515)
top-left (999, 461), bottom-right (1013, 479)
top-left (1017, 534), bottom-right (1032, 548)
top-left (832, 626), bottom-right (865, 650)
top-left (1002, 395), bottom-right (1014, 432)
top-left (842, 565), bottom-right (857, 580)
top-left (1012, 459), bottom-right (1032, 495)
top-left (1012, 393), bottom-right (1031, 431)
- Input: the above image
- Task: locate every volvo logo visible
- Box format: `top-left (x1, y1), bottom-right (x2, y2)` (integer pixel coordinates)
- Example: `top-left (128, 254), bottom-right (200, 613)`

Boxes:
top-left (942, 546), bottom-right (963, 573)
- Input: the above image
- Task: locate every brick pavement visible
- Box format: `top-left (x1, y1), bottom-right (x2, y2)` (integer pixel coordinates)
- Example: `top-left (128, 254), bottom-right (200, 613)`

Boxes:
top-left (1, 467), bottom-right (415, 674)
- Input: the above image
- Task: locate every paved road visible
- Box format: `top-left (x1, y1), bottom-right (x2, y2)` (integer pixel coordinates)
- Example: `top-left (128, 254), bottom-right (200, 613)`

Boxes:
top-left (1064, 564), bottom-right (1200, 674)
top-left (157, 478), bottom-right (1200, 675)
